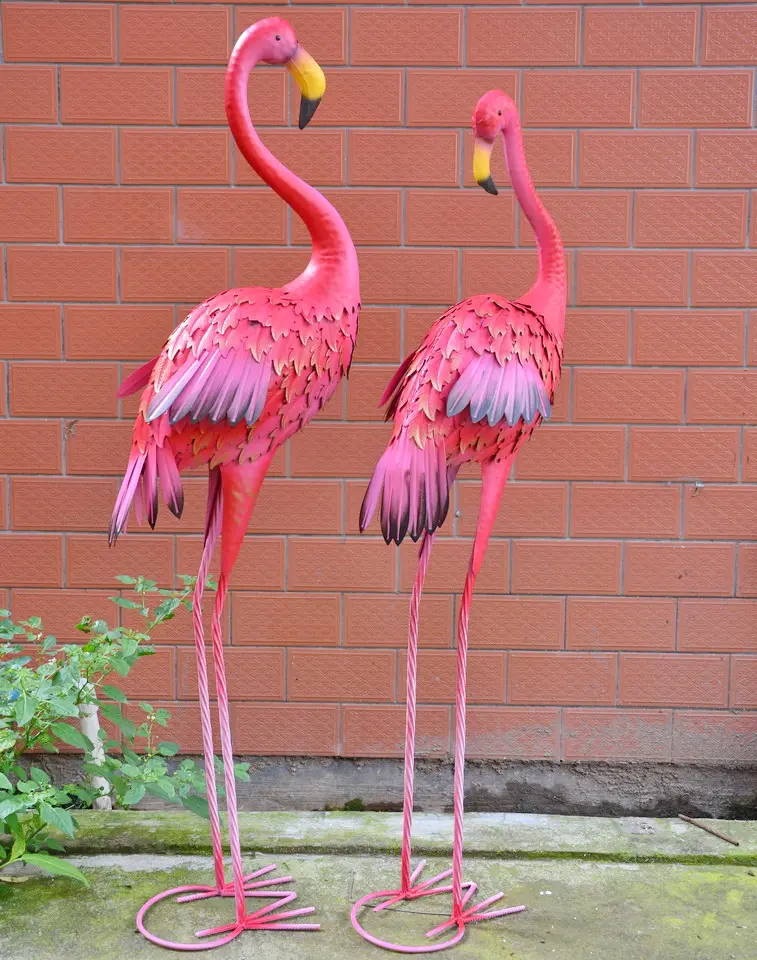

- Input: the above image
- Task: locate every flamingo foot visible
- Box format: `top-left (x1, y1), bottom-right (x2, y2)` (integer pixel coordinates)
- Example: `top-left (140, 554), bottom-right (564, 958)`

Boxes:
top-left (350, 863), bottom-right (524, 955)
top-left (136, 864), bottom-right (320, 951)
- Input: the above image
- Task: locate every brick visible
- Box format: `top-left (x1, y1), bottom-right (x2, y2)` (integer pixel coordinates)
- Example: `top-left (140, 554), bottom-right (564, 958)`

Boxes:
top-left (580, 132), bottom-right (692, 188)
top-left (119, 7), bottom-right (229, 64)
top-left (620, 654), bottom-right (728, 708)
top-left (11, 589), bottom-right (113, 642)
top-left (523, 71), bottom-right (634, 127)
top-left (0, 187), bottom-right (58, 243)
top-left (688, 371), bottom-right (757, 424)
top-left (177, 537), bottom-right (285, 590)
top-left (406, 190), bottom-right (515, 247)
top-left (0, 306), bottom-right (61, 361)
top-left (11, 478), bottom-right (116, 532)
top-left (744, 429), bottom-right (757, 481)
top-left (235, 8), bottom-right (346, 65)
top-left (567, 598), bottom-right (676, 652)
top-left (5, 127), bottom-right (115, 184)
top-left (289, 650), bottom-right (395, 702)
top-left (292, 190), bottom-right (401, 246)
top-left (696, 132), bottom-right (757, 187)
top-left (123, 701), bottom-right (216, 754)
top-left (0, 66), bottom-right (56, 122)
top-left (625, 543), bottom-right (734, 597)
top-left (584, 10), bottom-right (697, 66)
top-left (739, 544), bottom-right (757, 597)
top-left (177, 68), bottom-right (286, 126)
top-left (521, 192), bottom-right (630, 247)
top-left (731, 657), bottom-right (757, 708)
top-left (398, 650), bottom-right (506, 704)
top-left (468, 11), bottom-right (579, 66)
top-left (673, 711), bottom-right (757, 763)
top-left (290, 423), bottom-right (389, 479)
top-left (360, 249), bottom-right (458, 305)
top-left (467, 707), bottom-right (559, 759)
top-left (578, 252), bottom-right (688, 307)
top-left (513, 541), bottom-right (621, 595)
top-left (571, 484), bottom-right (681, 539)
top-left (345, 365), bottom-right (397, 422)
top-left (634, 312), bottom-right (745, 366)
top-left (177, 189), bottom-right (285, 244)
top-left (232, 593), bottom-right (340, 646)
top-left (63, 188), bottom-right (173, 244)
top-left (457, 482), bottom-right (567, 538)
top-left (119, 649), bottom-right (176, 701)
top-left (289, 539), bottom-right (395, 592)
top-left (121, 248), bottom-right (229, 303)
top-left (573, 370), bottom-right (684, 424)
top-left (679, 599), bottom-right (757, 652)
top-left (10, 362), bottom-right (116, 419)
top-left (638, 193), bottom-right (747, 248)
top-left (66, 421), bottom-right (134, 476)
top-left (565, 311), bottom-right (629, 365)
top-left (351, 10), bottom-right (462, 66)
top-left (463, 131), bottom-right (576, 188)
top-left (640, 71), bottom-right (753, 128)
top-left (407, 70), bottom-right (517, 127)
top-left (233, 247), bottom-right (309, 290)
top-left (121, 129), bottom-right (229, 185)
top-left (232, 704), bottom-right (338, 756)
top-left (693, 254), bottom-right (757, 308)
top-left (61, 67), bottom-right (173, 125)
top-left (685, 485), bottom-right (757, 541)
top-left (0, 537), bottom-right (63, 588)
top-left (509, 652), bottom-right (617, 706)
top-left (469, 596), bottom-right (564, 651)
top-left (7, 246), bottom-right (116, 303)
top-left (344, 594), bottom-right (453, 648)
top-left (629, 427), bottom-right (739, 483)
top-left (515, 426), bottom-right (625, 481)
top-left (0, 421), bottom-right (61, 475)
top-left (178, 648), bottom-right (284, 701)
top-left (294, 69), bottom-right (403, 127)
top-left (563, 709), bottom-right (672, 761)
top-left (463, 250), bottom-right (574, 301)
top-left (342, 706), bottom-right (450, 759)
top-left (257, 480), bottom-right (342, 535)
top-left (65, 306), bottom-right (173, 362)
top-left (236, 131), bottom-right (345, 186)
top-left (399, 539), bottom-right (509, 594)
top-left (2, 4), bottom-right (115, 62)
top-left (405, 309), bottom-right (443, 354)
top-left (703, 10), bottom-right (757, 65)
top-left (349, 131), bottom-right (459, 187)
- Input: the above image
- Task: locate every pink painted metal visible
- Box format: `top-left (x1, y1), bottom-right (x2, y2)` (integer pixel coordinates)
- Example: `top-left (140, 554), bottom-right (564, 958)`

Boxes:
top-left (110, 17), bottom-right (360, 951)
top-left (352, 90), bottom-right (566, 953)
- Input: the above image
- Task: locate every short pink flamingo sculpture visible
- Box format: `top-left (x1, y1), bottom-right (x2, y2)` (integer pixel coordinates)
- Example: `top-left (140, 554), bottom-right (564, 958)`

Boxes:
top-left (109, 18), bottom-right (360, 951)
top-left (351, 90), bottom-right (566, 953)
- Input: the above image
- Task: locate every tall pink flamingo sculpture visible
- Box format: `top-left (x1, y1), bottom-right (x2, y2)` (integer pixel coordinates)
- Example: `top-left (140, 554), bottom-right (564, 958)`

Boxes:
top-left (351, 90), bottom-right (566, 953)
top-left (109, 18), bottom-right (360, 951)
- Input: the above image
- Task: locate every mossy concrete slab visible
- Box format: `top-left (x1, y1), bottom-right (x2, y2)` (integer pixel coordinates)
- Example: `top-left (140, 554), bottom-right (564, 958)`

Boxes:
top-left (1, 853), bottom-right (754, 959)
top-left (66, 811), bottom-right (757, 865)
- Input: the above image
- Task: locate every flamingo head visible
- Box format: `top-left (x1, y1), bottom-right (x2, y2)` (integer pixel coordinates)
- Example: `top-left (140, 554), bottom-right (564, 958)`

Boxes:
top-left (255, 17), bottom-right (326, 129)
top-left (471, 89), bottom-right (518, 196)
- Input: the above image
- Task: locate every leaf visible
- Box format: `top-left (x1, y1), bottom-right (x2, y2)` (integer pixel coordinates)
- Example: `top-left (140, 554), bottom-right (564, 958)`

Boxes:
top-left (122, 784), bottom-right (145, 806)
top-left (138, 702), bottom-right (153, 715)
top-left (29, 767), bottom-right (50, 786)
top-left (100, 684), bottom-right (128, 703)
top-left (110, 597), bottom-right (141, 611)
top-left (99, 704), bottom-right (137, 740)
top-left (10, 833), bottom-right (26, 861)
top-left (41, 636), bottom-right (56, 653)
top-left (0, 609), bottom-right (10, 618)
top-left (119, 764), bottom-right (140, 777)
top-left (0, 799), bottom-right (27, 822)
top-left (26, 617), bottom-right (42, 630)
top-left (50, 723), bottom-right (93, 753)
top-left (109, 658), bottom-right (131, 678)
top-left (181, 795), bottom-right (210, 820)
top-left (42, 836), bottom-right (65, 853)
top-left (0, 772), bottom-right (12, 790)
top-left (121, 636), bottom-right (138, 658)
top-left (145, 778), bottom-right (175, 801)
top-left (114, 575), bottom-right (137, 585)
top-left (153, 598), bottom-right (180, 622)
top-left (49, 697), bottom-right (79, 718)
top-left (14, 694), bottom-right (37, 728)
top-left (21, 853), bottom-right (88, 886)
top-left (157, 741), bottom-right (179, 756)
top-left (76, 618), bottom-right (93, 633)
top-left (0, 730), bottom-right (17, 752)
top-left (39, 802), bottom-right (75, 839)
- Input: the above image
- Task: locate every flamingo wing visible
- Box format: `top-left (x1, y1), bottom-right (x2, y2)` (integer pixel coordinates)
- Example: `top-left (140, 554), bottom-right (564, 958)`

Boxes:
top-left (447, 350), bottom-right (550, 427)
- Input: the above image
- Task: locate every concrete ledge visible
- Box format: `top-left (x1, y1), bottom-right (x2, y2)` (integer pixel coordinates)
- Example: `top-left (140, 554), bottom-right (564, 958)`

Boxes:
top-left (67, 810), bottom-right (757, 865)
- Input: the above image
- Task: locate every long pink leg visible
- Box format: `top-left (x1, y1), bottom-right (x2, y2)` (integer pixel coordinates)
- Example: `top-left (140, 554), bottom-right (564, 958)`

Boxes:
top-left (451, 458), bottom-right (511, 917)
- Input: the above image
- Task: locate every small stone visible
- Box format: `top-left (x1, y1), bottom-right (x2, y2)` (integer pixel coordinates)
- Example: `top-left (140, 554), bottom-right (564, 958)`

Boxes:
top-left (747, 870), bottom-right (755, 877)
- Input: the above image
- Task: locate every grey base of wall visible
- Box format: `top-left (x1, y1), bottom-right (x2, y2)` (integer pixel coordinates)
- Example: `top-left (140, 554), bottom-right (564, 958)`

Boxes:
top-left (39, 756), bottom-right (757, 819)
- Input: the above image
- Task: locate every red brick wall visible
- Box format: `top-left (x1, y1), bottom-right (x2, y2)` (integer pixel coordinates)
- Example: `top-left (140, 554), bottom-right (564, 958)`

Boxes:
top-left (1, 2), bottom-right (756, 766)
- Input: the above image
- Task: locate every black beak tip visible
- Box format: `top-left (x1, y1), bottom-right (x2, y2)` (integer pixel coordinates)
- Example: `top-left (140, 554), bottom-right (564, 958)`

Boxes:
top-left (477, 176), bottom-right (498, 196)
top-left (298, 97), bottom-right (321, 130)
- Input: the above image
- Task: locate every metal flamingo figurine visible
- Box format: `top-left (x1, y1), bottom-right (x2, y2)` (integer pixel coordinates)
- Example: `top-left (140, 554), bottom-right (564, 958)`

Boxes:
top-left (109, 18), bottom-right (360, 951)
top-left (351, 90), bottom-right (566, 953)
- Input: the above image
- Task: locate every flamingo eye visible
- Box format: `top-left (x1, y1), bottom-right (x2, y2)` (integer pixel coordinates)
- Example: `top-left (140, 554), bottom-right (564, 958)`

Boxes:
top-left (275, 34), bottom-right (281, 40)
top-left (498, 110), bottom-right (502, 116)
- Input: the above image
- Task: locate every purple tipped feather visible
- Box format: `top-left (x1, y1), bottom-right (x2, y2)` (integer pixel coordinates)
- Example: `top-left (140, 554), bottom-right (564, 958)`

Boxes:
top-left (447, 351), bottom-right (550, 428)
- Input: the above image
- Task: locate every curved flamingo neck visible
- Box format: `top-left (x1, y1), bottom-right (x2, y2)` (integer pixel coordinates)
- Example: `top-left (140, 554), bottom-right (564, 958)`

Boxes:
top-left (225, 32), bottom-right (358, 296)
top-left (502, 118), bottom-right (566, 326)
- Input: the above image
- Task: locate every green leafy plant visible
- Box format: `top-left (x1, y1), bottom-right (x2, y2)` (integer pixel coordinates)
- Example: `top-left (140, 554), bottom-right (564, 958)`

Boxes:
top-left (0, 573), bottom-right (245, 887)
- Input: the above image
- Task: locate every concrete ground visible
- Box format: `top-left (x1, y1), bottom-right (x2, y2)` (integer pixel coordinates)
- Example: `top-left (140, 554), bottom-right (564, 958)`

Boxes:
top-left (1, 812), bottom-right (755, 959)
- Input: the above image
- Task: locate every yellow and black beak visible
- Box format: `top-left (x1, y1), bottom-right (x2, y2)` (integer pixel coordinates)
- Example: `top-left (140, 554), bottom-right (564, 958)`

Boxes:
top-left (473, 137), bottom-right (498, 195)
top-left (287, 46), bottom-right (326, 129)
